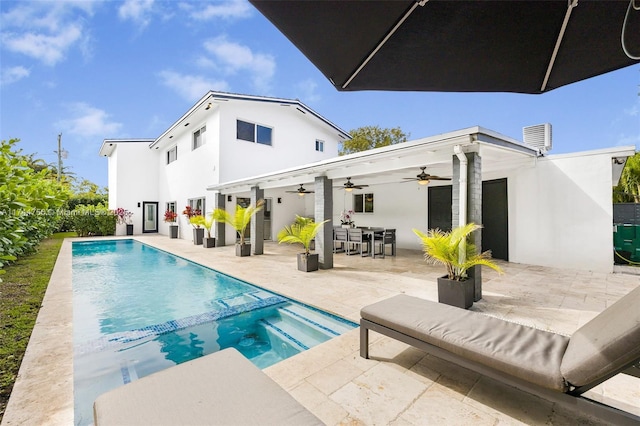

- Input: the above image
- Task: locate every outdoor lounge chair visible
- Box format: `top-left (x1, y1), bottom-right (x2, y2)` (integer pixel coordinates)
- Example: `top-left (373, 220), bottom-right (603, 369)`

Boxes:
top-left (360, 286), bottom-right (640, 425)
top-left (93, 347), bottom-right (323, 425)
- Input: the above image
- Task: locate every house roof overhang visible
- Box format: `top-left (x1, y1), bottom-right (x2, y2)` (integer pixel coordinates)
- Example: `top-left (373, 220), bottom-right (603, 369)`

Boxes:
top-left (150, 91), bottom-right (351, 151)
top-left (99, 139), bottom-right (155, 157)
top-left (207, 126), bottom-right (541, 194)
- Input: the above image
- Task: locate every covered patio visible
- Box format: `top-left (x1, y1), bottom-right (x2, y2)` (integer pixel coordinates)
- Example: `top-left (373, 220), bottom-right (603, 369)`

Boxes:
top-left (4, 235), bottom-right (638, 425)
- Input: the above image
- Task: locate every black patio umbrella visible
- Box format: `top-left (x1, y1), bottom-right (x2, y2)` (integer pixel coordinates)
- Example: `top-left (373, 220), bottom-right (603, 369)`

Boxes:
top-left (250, 0), bottom-right (640, 94)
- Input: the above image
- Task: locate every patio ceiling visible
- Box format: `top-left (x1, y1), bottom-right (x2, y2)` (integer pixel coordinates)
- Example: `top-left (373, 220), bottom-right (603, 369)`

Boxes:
top-left (208, 126), bottom-right (540, 194)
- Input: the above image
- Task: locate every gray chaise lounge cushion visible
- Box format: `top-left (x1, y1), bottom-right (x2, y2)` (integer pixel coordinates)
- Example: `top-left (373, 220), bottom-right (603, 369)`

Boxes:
top-left (561, 285), bottom-right (640, 388)
top-left (361, 294), bottom-right (570, 391)
top-left (93, 347), bottom-right (323, 426)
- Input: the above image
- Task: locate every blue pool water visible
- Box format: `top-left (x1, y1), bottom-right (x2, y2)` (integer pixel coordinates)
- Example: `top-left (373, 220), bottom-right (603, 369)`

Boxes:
top-left (72, 240), bottom-right (356, 426)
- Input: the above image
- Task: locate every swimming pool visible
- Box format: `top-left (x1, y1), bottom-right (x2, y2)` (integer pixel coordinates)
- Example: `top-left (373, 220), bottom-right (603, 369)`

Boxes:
top-left (72, 240), bottom-right (356, 425)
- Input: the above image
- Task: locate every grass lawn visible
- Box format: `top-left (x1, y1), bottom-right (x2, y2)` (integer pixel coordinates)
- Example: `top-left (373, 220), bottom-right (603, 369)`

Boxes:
top-left (0, 232), bottom-right (73, 421)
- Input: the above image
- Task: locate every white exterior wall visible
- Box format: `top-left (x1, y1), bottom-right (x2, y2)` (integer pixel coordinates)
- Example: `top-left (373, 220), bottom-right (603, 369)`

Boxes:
top-left (110, 142), bottom-right (158, 235)
top-left (507, 152), bottom-right (614, 272)
top-left (218, 102), bottom-right (340, 182)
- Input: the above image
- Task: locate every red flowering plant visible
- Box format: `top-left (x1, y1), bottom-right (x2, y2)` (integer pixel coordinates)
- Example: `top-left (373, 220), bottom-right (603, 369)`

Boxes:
top-left (164, 210), bottom-right (178, 223)
top-left (113, 207), bottom-right (133, 225)
top-left (183, 206), bottom-right (204, 228)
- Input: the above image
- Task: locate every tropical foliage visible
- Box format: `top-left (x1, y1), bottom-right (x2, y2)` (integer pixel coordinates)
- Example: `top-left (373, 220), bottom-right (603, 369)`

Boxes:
top-left (0, 139), bottom-right (69, 278)
top-left (277, 216), bottom-right (328, 255)
top-left (189, 215), bottom-right (206, 229)
top-left (212, 200), bottom-right (264, 245)
top-left (340, 125), bottom-right (409, 155)
top-left (69, 203), bottom-right (117, 237)
top-left (413, 223), bottom-right (503, 280)
top-left (613, 152), bottom-right (640, 203)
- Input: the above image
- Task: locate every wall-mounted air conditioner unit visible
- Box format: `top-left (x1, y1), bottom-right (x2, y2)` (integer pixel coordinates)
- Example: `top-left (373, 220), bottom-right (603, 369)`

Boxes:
top-left (523, 123), bottom-right (552, 152)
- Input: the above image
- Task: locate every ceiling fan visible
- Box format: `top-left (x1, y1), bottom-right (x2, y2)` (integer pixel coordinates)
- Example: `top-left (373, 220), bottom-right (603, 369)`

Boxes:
top-left (343, 177), bottom-right (368, 192)
top-left (403, 167), bottom-right (451, 186)
top-left (286, 184), bottom-right (314, 196)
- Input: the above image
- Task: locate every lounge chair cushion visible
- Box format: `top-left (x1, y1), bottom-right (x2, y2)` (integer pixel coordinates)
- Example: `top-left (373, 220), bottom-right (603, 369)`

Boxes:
top-left (361, 294), bottom-right (570, 391)
top-left (93, 347), bottom-right (323, 426)
top-left (561, 285), bottom-right (640, 388)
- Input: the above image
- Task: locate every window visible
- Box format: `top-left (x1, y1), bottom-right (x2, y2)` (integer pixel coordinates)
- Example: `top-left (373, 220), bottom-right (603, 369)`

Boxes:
top-left (188, 197), bottom-right (205, 215)
top-left (193, 125), bottom-right (206, 150)
top-left (315, 140), bottom-right (324, 152)
top-left (166, 201), bottom-right (176, 214)
top-left (354, 193), bottom-right (374, 213)
top-left (236, 119), bottom-right (272, 146)
top-left (166, 146), bottom-right (177, 164)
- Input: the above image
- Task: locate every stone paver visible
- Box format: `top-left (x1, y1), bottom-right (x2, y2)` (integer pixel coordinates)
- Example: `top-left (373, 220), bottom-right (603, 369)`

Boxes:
top-left (3, 235), bottom-right (639, 425)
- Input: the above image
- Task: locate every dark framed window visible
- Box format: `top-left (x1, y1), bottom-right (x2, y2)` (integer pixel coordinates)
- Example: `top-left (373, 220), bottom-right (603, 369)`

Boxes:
top-left (167, 146), bottom-right (177, 164)
top-left (315, 140), bottom-right (324, 152)
top-left (237, 119), bottom-right (272, 146)
top-left (193, 126), bottom-right (206, 150)
top-left (188, 197), bottom-right (205, 215)
top-left (354, 193), bottom-right (374, 213)
top-left (237, 120), bottom-right (254, 142)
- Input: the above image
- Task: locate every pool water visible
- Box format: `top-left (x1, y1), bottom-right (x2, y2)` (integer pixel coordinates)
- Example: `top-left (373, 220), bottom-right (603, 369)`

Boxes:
top-left (72, 240), bottom-right (356, 426)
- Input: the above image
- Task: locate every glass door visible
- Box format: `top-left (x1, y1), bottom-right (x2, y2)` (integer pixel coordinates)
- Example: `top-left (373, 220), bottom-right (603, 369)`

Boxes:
top-left (143, 202), bottom-right (158, 233)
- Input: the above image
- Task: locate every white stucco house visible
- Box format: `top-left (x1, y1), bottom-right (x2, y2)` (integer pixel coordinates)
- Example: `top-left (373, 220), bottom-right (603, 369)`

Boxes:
top-left (101, 91), bottom-right (633, 275)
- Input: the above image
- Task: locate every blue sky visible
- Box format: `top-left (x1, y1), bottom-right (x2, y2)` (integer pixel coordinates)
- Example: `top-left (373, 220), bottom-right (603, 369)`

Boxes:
top-left (1, 0), bottom-right (639, 188)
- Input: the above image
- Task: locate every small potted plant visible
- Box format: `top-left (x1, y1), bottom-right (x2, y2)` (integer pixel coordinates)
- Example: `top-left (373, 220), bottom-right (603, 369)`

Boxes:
top-left (202, 214), bottom-right (215, 248)
top-left (413, 223), bottom-right (503, 309)
top-left (340, 209), bottom-right (355, 228)
top-left (164, 210), bottom-right (178, 238)
top-left (183, 206), bottom-right (204, 245)
top-left (114, 207), bottom-right (133, 235)
top-left (277, 216), bottom-right (329, 272)
top-left (212, 200), bottom-right (264, 256)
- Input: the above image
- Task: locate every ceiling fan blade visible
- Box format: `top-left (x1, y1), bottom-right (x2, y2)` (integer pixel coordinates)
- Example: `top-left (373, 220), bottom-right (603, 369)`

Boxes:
top-left (429, 176), bottom-right (451, 181)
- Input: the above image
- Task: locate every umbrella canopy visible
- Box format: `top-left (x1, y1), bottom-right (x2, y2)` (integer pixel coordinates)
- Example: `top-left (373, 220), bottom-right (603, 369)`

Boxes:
top-left (250, 0), bottom-right (640, 94)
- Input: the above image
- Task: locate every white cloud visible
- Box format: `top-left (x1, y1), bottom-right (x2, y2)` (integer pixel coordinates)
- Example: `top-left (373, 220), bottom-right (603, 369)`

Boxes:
top-left (158, 70), bottom-right (229, 101)
top-left (295, 79), bottom-right (321, 103)
top-left (202, 35), bottom-right (275, 92)
top-left (1, 66), bottom-right (30, 85)
top-left (0, 2), bottom-right (93, 66)
top-left (57, 103), bottom-right (123, 138)
top-left (118, 0), bottom-right (155, 28)
top-left (180, 0), bottom-right (251, 21)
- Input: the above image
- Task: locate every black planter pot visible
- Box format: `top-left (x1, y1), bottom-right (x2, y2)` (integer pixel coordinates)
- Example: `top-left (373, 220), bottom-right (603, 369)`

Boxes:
top-left (126, 224), bottom-right (133, 235)
top-left (437, 275), bottom-right (475, 309)
top-left (169, 225), bottom-right (178, 239)
top-left (297, 253), bottom-right (319, 272)
top-left (193, 228), bottom-right (204, 245)
top-left (203, 237), bottom-right (216, 248)
top-left (236, 243), bottom-right (251, 257)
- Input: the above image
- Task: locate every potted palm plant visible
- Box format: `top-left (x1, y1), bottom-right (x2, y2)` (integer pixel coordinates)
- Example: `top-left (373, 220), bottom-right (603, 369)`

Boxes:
top-left (212, 199), bottom-right (264, 256)
top-left (164, 210), bottom-right (178, 238)
top-left (189, 215), bottom-right (205, 245)
top-left (277, 216), bottom-right (329, 272)
top-left (202, 215), bottom-right (215, 248)
top-left (413, 223), bottom-right (503, 309)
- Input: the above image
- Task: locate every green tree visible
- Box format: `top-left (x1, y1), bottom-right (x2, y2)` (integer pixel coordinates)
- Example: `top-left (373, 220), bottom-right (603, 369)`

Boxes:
top-left (614, 153), bottom-right (640, 203)
top-left (0, 139), bottom-right (69, 278)
top-left (339, 125), bottom-right (409, 155)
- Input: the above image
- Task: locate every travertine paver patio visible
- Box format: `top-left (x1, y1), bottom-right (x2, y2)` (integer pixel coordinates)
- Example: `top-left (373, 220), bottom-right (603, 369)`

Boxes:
top-left (3, 235), bottom-right (639, 425)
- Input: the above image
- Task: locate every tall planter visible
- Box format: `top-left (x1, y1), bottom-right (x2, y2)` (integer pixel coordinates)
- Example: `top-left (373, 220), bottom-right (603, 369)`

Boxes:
top-left (236, 243), bottom-right (251, 257)
top-left (169, 225), bottom-right (178, 239)
top-left (437, 276), bottom-right (475, 309)
top-left (203, 237), bottom-right (216, 248)
top-left (126, 224), bottom-right (133, 235)
top-left (193, 228), bottom-right (204, 245)
top-left (297, 253), bottom-right (319, 272)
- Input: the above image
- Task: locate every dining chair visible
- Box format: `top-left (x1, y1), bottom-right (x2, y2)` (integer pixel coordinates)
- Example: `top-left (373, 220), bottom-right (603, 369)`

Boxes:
top-left (333, 227), bottom-right (348, 253)
top-left (374, 229), bottom-right (396, 258)
top-left (347, 228), bottom-right (369, 256)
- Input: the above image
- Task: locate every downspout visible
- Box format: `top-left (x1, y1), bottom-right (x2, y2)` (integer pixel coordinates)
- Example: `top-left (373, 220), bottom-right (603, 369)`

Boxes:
top-left (454, 145), bottom-right (468, 269)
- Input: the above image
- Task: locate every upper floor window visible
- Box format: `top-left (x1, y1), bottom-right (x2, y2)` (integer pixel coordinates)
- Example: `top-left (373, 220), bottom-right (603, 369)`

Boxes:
top-left (237, 119), bottom-right (272, 146)
top-left (193, 125), bottom-right (206, 150)
top-left (354, 193), bottom-right (374, 213)
top-left (315, 140), bottom-right (324, 152)
top-left (167, 146), bottom-right (177, 164)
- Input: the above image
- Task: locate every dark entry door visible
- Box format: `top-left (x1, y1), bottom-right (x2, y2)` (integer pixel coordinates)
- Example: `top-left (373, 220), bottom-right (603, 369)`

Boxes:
top-left (482, 179), bottom-right (508, 260)
top-left (428, 185), bottom-right (452, 232)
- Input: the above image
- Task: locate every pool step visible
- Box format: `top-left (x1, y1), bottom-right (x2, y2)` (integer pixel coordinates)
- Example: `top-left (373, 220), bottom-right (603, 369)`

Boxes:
top-left (259, 307), bottom-right (341, 352)
top-left (278, 304), bottom-right (354, 336)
